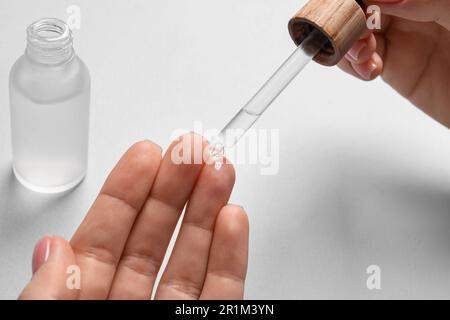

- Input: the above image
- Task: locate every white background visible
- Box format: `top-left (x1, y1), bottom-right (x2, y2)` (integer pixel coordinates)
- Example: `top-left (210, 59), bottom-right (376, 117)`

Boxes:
top-left (1, 0), bottom-right (450, 299)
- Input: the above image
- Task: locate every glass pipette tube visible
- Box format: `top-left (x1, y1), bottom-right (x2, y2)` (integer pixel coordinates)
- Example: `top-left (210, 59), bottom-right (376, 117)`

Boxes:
top-left (210, 29), bottom-right (328, 158)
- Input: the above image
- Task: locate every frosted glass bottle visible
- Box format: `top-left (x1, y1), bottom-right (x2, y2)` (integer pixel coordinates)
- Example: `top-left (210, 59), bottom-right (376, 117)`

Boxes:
top-left (9, 18), bottom-right (90, 193)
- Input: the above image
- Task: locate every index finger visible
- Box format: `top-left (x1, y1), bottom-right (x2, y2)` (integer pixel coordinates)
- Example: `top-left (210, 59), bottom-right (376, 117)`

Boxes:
top-left (70, 140), bottom-right (162, 299)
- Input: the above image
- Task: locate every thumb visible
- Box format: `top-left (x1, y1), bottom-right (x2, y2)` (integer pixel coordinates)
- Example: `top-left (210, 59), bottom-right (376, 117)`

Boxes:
top-left (19, 236), bottom-right (79, 300)
top-left (367, 0), bottom-right (450, 30)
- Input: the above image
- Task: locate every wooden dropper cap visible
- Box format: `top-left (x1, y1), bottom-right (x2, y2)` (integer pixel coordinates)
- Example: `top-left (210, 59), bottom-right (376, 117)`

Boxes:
top-left (288, 0), bottom-right (367, 66)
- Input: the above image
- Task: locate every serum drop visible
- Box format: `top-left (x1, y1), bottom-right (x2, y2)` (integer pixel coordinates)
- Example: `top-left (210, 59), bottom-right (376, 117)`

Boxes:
top-left (9, 18), bottom-right (90, 193)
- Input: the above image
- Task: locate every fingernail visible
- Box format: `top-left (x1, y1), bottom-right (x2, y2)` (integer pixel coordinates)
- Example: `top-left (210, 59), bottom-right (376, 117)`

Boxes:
top-left (32, 236), bottom-right (52, 274)
top-left (347, 42), bottom-right (366, 61)
top-left (353, 61), bottom-right (378, 80)
top-left (229, 203), bottom-right (245, 210)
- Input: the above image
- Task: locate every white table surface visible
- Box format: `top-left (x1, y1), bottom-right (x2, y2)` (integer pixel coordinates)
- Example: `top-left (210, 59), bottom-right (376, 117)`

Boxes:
top-left (1, 0), bottom-right (450, 299)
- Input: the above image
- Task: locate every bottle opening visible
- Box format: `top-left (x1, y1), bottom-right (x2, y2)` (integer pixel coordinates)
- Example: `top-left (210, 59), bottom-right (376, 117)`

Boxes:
top-left (26, 18), bottom-right (74, 64)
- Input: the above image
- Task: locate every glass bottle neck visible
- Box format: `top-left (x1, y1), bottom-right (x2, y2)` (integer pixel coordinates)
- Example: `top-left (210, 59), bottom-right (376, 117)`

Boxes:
top-left (26, 18), bottom-right (74, 65)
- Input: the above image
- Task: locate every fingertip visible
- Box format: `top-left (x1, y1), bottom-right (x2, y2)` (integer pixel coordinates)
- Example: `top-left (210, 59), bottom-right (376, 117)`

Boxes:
top-left (212, 205), bottom-right (249, 280)
top-left (21, 234), bottom-right (78, 300)
top-left (345, 41), bottom-right (366, 63)
top-left (371, 52), bottom-right (384, 78)
top-left (345, 34), bottom-right (376, 64)
top-left (100, 139), bottom-right (163, 210)
top-left (119, 140), bottom-right (163, 179)
top-left (217, 205), bottom-right (249, 239)
top-left (48, 235), bottom-right (72, 258)
top-left (351, 53), bottom-right (383, 81)
top-left (33, 235), bottom-right (73, 273)
top-left (166, 132), bottom-right (209, 166)
top-left (200, 159), bottom-right (236, 199)
top-left (32, 235), bottom-right (52, 274)
top-left (136, 139), bottom-right (163, 155)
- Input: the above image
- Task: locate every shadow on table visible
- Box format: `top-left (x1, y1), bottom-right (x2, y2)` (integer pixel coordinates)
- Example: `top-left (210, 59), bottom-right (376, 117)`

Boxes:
top-left (255, 144), bottom-right (450, 299)
top-left (0, 165), bottom-right (77, 233)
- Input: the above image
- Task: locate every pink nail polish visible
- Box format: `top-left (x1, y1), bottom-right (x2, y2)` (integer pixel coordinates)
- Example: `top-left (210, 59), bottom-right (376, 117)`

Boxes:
top-left (347, 42), bottom-right (366, 61)
top-left (353, 61), bottom-right (378, 80)
top-left (32, 236), bottom-right (51, 274)
top-left (367, 61), bottom-right (378, 79)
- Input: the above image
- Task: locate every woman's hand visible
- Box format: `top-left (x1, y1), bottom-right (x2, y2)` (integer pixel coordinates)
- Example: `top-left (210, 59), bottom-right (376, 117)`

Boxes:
top-left (339, 0), bottom-right (450, 127)
top-left (19, 133), bottom-right (249, 300)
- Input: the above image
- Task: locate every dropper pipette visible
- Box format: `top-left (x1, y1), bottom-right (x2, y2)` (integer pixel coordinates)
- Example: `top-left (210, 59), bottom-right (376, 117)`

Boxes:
top-left (209, 0), bottom-right (368, 159)
top-left (210, 29), bottom-right (328, 157)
